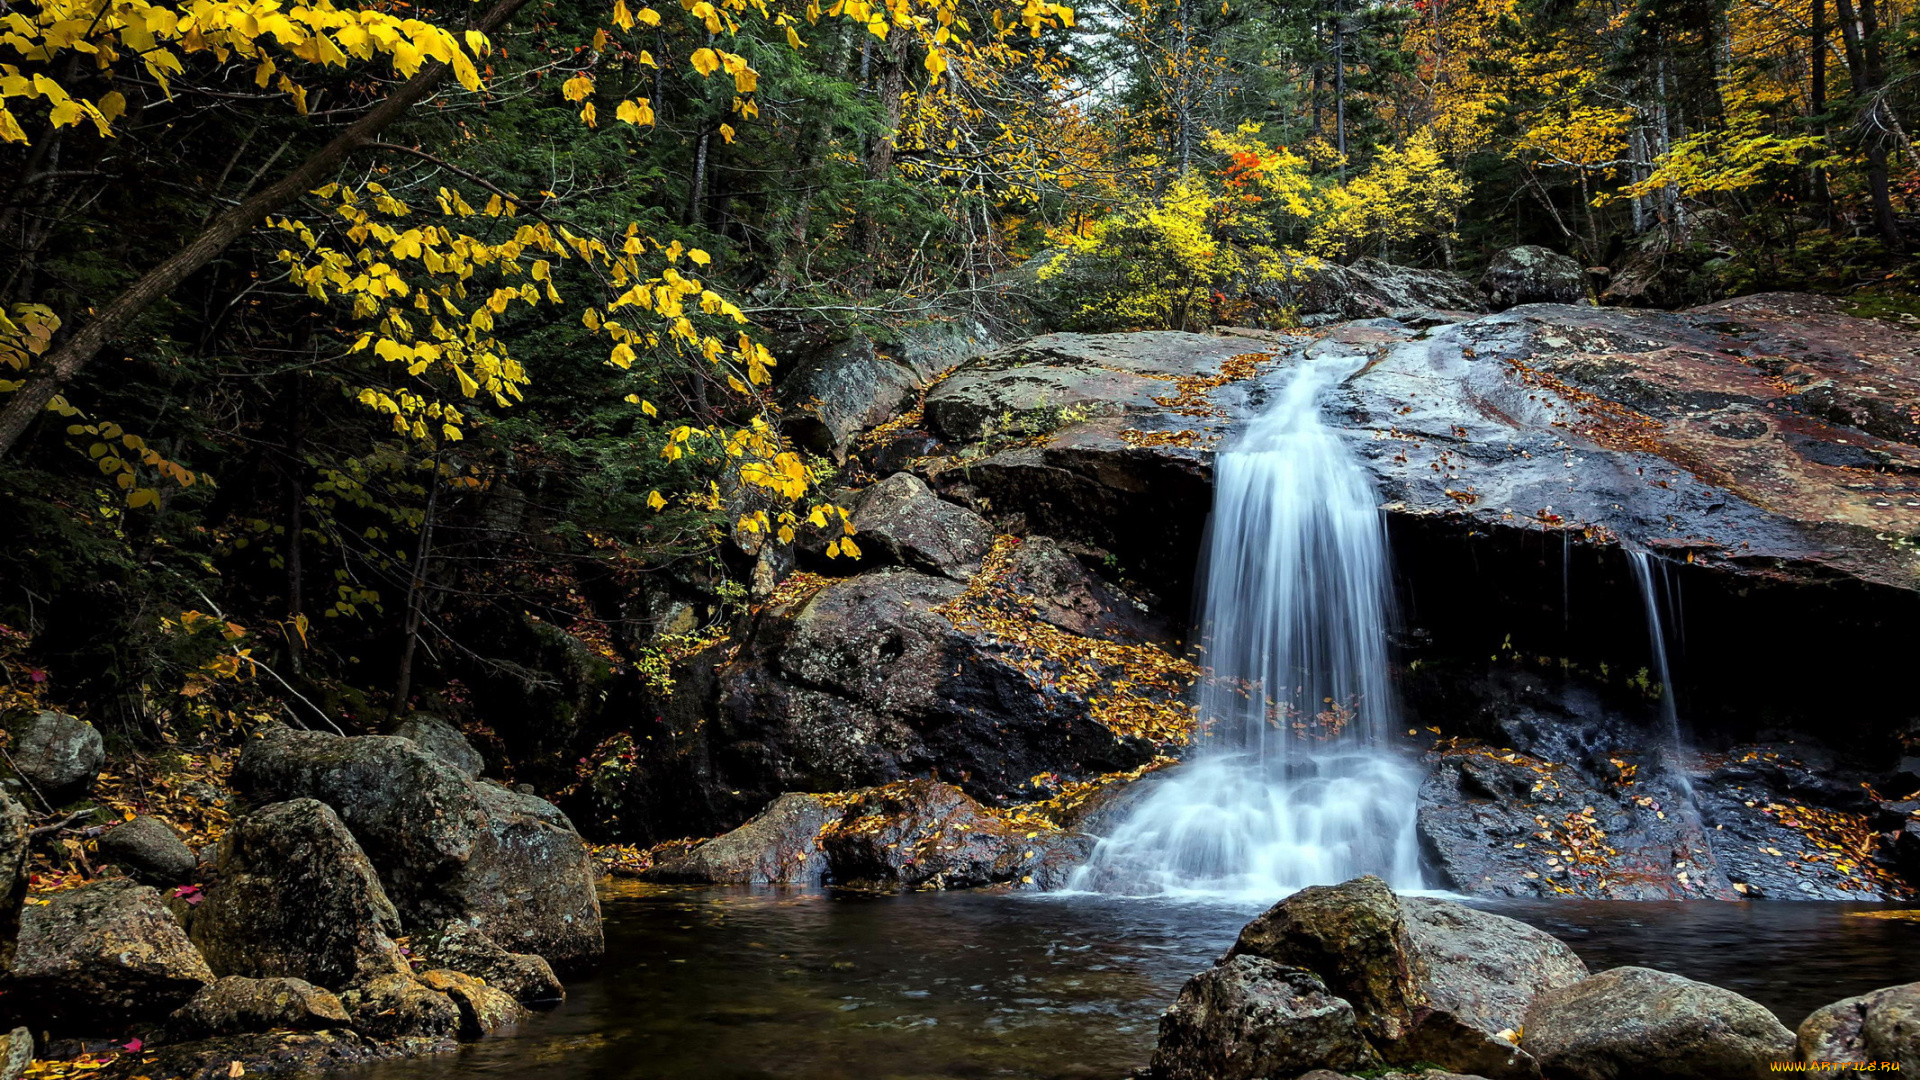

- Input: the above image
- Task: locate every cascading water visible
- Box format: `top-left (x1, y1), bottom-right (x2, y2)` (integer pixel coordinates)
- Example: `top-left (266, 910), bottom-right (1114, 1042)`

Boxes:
top-left (1626, 549), bottom-right (1695, 801)
top-left (1067, 352), bottom-right (1425, 901)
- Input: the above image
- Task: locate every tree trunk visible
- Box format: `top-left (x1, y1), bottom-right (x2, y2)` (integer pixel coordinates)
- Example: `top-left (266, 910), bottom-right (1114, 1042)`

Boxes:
top-left (853, 27), bottom-right (909, 295)
top-left (0, 0), bottom-right (534, 459)
top-left (392, 471), bottom-right (442, 716)
top-left (1833, 0), bottom-right (1902, 247)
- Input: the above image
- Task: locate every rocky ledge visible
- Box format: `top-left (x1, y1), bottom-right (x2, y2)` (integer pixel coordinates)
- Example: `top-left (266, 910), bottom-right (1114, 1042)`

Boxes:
top-left (0, 719), bottom-right (600, 1077)
top-left (599, 286), bottom-right (1920, 901)
top-left (1149, 877), bottom-right (1917, 1080)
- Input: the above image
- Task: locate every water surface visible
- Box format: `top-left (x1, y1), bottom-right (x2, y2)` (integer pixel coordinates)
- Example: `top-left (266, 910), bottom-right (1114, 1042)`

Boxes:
top-left (343, 882), bottom-right (1920, 1080)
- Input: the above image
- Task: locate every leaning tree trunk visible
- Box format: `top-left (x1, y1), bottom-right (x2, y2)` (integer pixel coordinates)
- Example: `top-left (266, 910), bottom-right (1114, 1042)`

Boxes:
top-left (0, 0), bottom-right (535, 459)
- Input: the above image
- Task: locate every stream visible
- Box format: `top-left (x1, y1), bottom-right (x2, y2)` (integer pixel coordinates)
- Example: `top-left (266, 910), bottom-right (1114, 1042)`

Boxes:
top-left (341, 880), bottom-right (1920, 1080)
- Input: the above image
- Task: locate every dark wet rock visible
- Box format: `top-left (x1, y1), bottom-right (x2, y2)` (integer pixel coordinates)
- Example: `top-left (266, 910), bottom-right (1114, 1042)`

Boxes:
top-left (99, 1029), bottom-right (449, 1080)
top-left (393, 715), bottom-right (485, 779)
top-left (820, 779), bottom-right (1088, 890)
top-left (98, 814), bottom-right (199, 887)
top-left (848, 472), bottom-right (994, 579)
top-left (1229, 876), bottom-right (1586, 1077)
top-left (410, 921), bottom-right (563, 1004)
top-left (233, 725), bottom-right (603, 967)
top-left (1413, 689), bottom-right (1737, 901)
top-left (342, 973), bottom-right (461, 1039)
top-left (416, 968), bottom-right (524, 1036)
top-left (192, 798), bottom-right (411, 988)
top-left (1149, 955), bottom-right (1377, 1080)
top-left (0, 791), bottom-right (26, 945)
top-left (780, 335), bottom-right (923, 460)
top-left (1410, 671), bottom-right (1903, 901)
top-left (0, 1027), bottom-right (27, 1080)
top-left (643, 793), bottom-right (836, 886)
top-left (1796, 981), bottom-right (1920, 1070)
top-left (1521, 966), bottom-right (1793, 1080)
top-left (1481, 246), bottom-right (1585, 309)
top-left (5, 879), bottom-right (213, 1029)
top-left (170, 976), bottom-right (350, 1038)
top-left (690, 566), bottom-right (1161, 820)
top-left (996, 535), bottom-right (1164, 644)
top-left (6, 711), bottom-right (105, 794)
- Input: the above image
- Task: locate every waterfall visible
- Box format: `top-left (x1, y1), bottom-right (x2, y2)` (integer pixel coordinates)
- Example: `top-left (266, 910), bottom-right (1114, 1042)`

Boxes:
top-left (1625, 549), bottom-right (1694, 799)
top-left (1067, 353), bottom-right (1425, 901)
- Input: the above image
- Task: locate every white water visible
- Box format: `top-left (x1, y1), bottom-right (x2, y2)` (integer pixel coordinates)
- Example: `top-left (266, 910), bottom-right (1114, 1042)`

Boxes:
top-left (1626, 549), bottom-right (1696, 802)
top-left (1068, 352), bottom-right (1425, 902)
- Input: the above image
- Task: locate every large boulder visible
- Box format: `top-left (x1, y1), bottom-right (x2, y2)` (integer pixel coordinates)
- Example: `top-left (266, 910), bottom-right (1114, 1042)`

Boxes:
top-left (687, 564), bottom-right (1170, 822)
top-left (643, 792), bottom-right (837, 885)
top-left (5, 879), bottom-right (213, 1029)
top-left (819, 779), bottom-right (1087, 890)
top-left (1797, 981), bottom-right (1920, 1071)
top-left (847, 472), bottom-right (994, 579)
top-left (1521, 966), bottom-right (1793, 1080)
top-left (233, 725), bottom-right (603, 966)
top-left (779, 336), bottom-right (924, 461)
top-left (6, 711), bottom-right (104, 794)
top-left (392, 715), bottom-right (485, 779)
top-left (1276, 257), bottom-right (1487, 322)
top-left (170, 976), bottom-right (351, 1038)
top-left (1150, 955), bottom-right (1378, 1080)
top-left (410, 921), bottom-right (564, 1004)
top-left (191, 798), bottom-right (411, 988)
top-left (98, 814), bottom-right (199, 887)
top-left (1227, 876), bottom-right (1587, 1077)
top-left (1479, 246), bottom-right (1585, 308)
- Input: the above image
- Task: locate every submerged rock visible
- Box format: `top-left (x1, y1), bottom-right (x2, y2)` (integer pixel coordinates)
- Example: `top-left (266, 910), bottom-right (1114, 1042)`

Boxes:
top-left (650, 780), bottom-right (1087, 891)
top-left (7, 711), bottom-right (105, 794)
top-left (98, 814), bottom-right (200, 887)
top-left (643, 793), bottom-right (837, 886)
top-left (192, 798), bottom-right (410, 988)
top-left (1150, 955), bottom-right (1377, 1080)
top-left (341, 973), bottom-right (461, 1040)
top-left (416, 968), bottom-right (525, 1036)
top-left (100, 1029), bottom-right (449, 1080)
top-left (6, 879), bottom-right (213, 1029)
top-left (820, 779), bottom-right (1086, 890)
top-left (410, 921), bottom-right (563, 1004)
top-left (1521, 966), bottom-right (1793, 1080)
top-left (1796, 981), bottom-right (1920, 1071)
top-left (234, 725), bottom-right (603, 966)
top-left (170, 976), bottom-right (351, 1038)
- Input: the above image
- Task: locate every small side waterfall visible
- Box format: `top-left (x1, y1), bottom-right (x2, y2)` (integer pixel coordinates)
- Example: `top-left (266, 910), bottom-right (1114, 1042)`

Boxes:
top-left (1626, 549), bottom-right (1695, 800)
top-left (1067, 353), bottom-right (1425, 901)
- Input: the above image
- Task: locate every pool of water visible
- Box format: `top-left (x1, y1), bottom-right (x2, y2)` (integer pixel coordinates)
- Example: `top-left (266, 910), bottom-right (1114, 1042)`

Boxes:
top-left (341, 881), bottom-right (1920, 1080)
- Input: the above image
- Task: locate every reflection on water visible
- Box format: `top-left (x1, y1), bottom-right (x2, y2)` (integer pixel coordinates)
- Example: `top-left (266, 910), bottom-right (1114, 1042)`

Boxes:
top-left (338, 881), bottom-right (1920, 1080)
